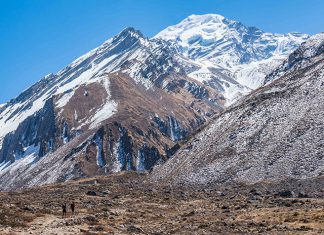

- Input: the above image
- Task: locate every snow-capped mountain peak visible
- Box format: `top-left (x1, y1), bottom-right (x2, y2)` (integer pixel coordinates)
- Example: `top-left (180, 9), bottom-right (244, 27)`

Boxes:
top-left (117, 27), bottom-right (145, 38)
top-left (155, 13), bottom-right (309, 65)
top-left (155, 14), bottom-right (309, 92)
top-left (0, 27), bottom-right (149, 150)
top-left (155, 14), bottom-right (231, 52)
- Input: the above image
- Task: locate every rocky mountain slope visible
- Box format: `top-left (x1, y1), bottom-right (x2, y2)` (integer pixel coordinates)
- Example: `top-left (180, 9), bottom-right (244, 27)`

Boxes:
top-left (152, 33), bottom-right (324, 186)
top-left (0, 14), bottom-right (310, 190)
top-left (0, 27), bottom-right (224, 190)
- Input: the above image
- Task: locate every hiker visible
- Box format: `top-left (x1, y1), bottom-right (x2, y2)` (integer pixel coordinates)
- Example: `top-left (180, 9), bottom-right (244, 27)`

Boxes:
top-left (71, 202), bottom-right (75, 216)
top-left (62, 203), bottom-right (67, 218)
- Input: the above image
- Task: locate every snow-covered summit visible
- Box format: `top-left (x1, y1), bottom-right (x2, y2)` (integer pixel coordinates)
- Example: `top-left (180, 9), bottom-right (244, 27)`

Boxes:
top-left (155, 14), bottom-right (226, 42)
top-left (155, 14), bottom-right (309, 91)
top-left (155, 13), bottom-right (309, 66)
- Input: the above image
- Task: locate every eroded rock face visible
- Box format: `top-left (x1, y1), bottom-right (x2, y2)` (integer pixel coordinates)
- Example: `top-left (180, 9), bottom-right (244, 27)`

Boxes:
top-left (0, 99), bottom-right (56, 163)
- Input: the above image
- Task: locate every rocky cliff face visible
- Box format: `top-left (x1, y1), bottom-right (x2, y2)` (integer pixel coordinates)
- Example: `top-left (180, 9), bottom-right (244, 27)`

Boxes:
top-left (0, 98), bottom-right (56, 164)
top-left (151, 33), bottom-right (324, 186)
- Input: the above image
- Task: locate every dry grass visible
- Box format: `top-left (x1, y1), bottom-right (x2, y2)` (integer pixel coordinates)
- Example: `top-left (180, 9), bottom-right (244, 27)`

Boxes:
top-left (0, 172), bottom-right (323, 234)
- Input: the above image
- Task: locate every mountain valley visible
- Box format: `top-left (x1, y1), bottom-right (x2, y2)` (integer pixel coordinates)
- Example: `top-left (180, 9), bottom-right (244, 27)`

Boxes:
top-left (0, 11), bottom-right (323, 235)
top-left (0, 14), bottom-right (313, 190)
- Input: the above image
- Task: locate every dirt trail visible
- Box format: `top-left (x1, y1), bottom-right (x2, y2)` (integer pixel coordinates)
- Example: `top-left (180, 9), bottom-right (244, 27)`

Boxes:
top-left (0, 214), bottom-right (86, 235)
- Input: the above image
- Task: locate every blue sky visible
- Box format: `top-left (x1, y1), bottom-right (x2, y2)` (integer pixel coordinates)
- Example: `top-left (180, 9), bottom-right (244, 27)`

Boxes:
top-left (0, 0), bottom-right (323, 103)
